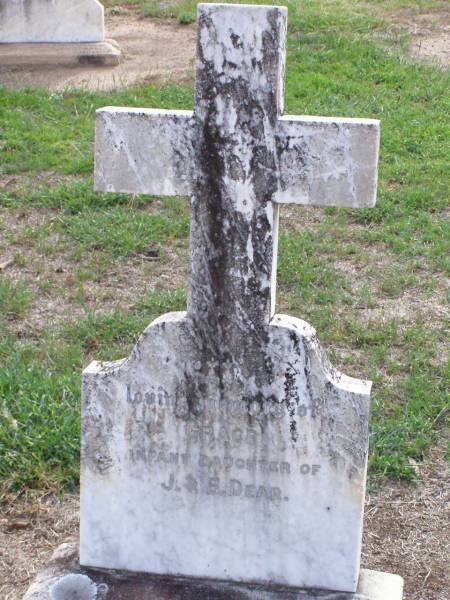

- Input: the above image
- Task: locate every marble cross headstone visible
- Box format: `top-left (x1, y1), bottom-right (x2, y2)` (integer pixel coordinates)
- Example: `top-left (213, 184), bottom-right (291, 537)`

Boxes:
top-left (82, 3), bottom-right (380, 594)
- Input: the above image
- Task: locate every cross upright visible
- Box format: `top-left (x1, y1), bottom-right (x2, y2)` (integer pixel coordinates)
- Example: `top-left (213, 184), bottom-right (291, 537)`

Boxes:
top-left (95, 2), bottom-right (379, 375)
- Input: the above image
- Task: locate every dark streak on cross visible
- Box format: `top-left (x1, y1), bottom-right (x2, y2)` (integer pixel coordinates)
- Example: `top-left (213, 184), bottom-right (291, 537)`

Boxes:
top-left (94, 2), bottom-right (379, 387)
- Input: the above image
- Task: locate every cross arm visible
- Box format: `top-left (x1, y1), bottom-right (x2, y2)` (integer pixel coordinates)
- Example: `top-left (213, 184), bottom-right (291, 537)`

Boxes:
top-left (94, 107), bottom-right (194, 196)
top-left (274, 115), bottom-right (380, 208)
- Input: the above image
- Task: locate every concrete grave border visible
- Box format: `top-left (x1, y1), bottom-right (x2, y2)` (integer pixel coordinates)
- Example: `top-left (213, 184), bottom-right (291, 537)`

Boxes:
top-left (0, 1), bottom-right (120, 67)
top-left (23, 542), bottom-right (404, 600)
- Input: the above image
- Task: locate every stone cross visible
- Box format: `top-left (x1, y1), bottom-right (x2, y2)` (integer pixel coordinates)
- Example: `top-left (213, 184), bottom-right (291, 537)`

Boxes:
top-left (82, 3), bottom-right (380, 594)
top-left (95, 9), bottom-right (379, 373)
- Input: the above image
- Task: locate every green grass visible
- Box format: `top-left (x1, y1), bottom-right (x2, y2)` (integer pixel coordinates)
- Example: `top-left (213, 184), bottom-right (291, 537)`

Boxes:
top-left (0, 86), bottom-right (193, 176)
top-left (62, 202), bottom-right (189, 259)
top-left (0, 289), bottom-right (187, 491)
top-left (0, 334), bottom-right (81, 490)
top-left (0, 0), bottom-right (448, 492)
top-left (0, 277), bottom-right (32, 320)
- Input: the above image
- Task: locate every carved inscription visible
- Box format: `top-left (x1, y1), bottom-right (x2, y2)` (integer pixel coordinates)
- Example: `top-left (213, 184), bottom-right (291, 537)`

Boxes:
top-left (123, 382), bottom-right (322, 506)
top-left (129, 449), bottom-right (321, 475)
top-left (126, 384), bottom-right (320, 420)
top-left (160, 472), bottom-right (286, 502)
top-left (128, 448), bottom-right (322, 504)
top-left (199, 454), bottom-right (292, 474)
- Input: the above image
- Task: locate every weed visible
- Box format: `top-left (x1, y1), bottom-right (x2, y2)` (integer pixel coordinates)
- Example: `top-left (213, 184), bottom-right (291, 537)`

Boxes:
top-left (0, 277), bottom-right (32, 319)
top-left (178, 12), bottom-right (196, 24)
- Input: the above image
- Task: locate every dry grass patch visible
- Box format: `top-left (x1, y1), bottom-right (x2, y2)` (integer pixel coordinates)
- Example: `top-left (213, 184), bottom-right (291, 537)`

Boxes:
top-left (382, 5), bottom-right (450, 67)
top-left (0, 204), bottom-right (189, 335)
top-left (0, 492), bottom-right (79, 600)
top-left (363, 440), bottom-right (450, 600)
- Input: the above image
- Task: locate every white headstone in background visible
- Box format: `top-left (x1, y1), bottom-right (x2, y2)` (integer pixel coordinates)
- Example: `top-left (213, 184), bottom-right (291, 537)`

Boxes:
top-left (0, 0), bottom-right (104, 43)
top-left (81, 2), bottom-right (380, 594)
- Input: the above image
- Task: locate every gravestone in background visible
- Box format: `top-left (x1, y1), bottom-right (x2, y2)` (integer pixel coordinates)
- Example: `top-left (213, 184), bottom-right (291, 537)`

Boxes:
top-left (23, 3), bottom-right (404, 599)
top-left (0, 0), bottom-right (120, 66)
top-left (0, 0), bottom-right (104, 42)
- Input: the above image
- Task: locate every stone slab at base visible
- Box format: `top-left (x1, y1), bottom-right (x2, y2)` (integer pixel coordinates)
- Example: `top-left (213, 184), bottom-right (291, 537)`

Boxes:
top-left (23, 543), bottom-right (403, 600)
top-left (0, 41), bottom-right (120, 68)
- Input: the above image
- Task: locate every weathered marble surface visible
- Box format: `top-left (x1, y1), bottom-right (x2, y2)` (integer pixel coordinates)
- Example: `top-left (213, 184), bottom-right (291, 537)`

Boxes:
top-left (82, 3), bottom-right (380, 594)
top-left (81, 313), bottom-right (371, 592)
top-left (95, 108), bottom-right (194, 196)
top-left (0, 0), bottom-right (104, 43)
top-left (23, 543), bottom-right (404, 600)
top-left (96, 110), bottom-right (379, 206)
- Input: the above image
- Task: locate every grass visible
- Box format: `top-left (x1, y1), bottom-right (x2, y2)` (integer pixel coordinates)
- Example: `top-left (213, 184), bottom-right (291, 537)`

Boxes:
top-left (0, 277), bottom-right (32, 320)
top-left (0, 86), bottom-right (193, 176)
top-left (0, 0), bottom-right (448, 491)
top-left (0, 334), bottom-right (81, 491)
top-left (62, 201), bottom-right (189, 259)
top-left (0, 291), bottom-right (186, 491)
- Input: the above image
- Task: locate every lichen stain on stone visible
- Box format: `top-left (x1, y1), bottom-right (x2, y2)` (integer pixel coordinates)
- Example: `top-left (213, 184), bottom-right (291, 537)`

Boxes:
top-left (50, 573), bottom-right (97, 600)
top-left (187, 11), bottom-right (282, 403)
top-left (276, 135), bottom-right (309, 191)
top-left (283, 365), bottom-right (299, 444)
top-left (82, 382), bottom-right (116, 475)
top-left (317, 380), bottom-right (369, 476)
top-left (23, 0), bottom-right (33, 21)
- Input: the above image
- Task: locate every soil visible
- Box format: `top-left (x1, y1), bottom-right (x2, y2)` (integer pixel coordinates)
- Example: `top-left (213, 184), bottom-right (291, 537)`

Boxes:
top-left (383, 7), bottom-right (450, 67)
top-left (0, 9), bottom-right (197, 90)
top-left (1, 442), bottom-right (448, 600)
top-left (363, 443), bottom-right (450, 600)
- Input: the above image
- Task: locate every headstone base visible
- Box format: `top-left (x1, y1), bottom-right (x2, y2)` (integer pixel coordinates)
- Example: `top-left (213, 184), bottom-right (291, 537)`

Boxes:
top-left (0, 41), bottom-right (120, 68)
top-left (23, 543), bottom-right (403, 600)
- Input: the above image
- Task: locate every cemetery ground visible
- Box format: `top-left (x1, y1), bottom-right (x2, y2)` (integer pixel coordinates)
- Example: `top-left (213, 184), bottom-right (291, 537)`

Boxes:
top-left (0, 0), bottom-right (448, 598)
